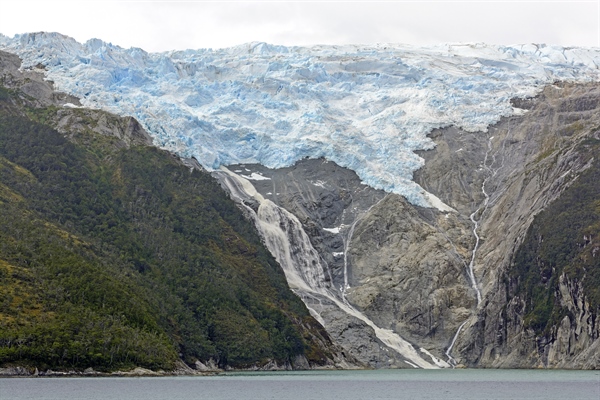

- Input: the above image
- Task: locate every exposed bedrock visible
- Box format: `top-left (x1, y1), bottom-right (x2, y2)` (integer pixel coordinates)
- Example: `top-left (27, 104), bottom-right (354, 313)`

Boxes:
top-left (346, 195), bottom-right (474, 355)
top-left (216, 161), bottom-right (443, 368)
top-left (0, 50), bottom-right (81, 108)
top-left (233, 82), bottom-right (600, 369)
top-left (228, 159), bottom-right (471, 366)
top-left (416, 82), bottom-right (600, 368)
top-left (228, 159), bottom-right (386, 292)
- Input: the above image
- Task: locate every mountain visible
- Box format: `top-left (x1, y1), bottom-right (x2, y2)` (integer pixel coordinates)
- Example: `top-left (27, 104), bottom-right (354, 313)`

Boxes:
top-left (0, 50), bottom-right (349, 373)
top-left (0, 32), bottom-right (599, 369)
top-left (2, 32), bottom-right (598, 209)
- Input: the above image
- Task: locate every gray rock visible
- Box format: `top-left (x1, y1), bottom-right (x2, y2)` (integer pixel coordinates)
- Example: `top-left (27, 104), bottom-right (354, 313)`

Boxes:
top-left (417, 82), bottom-right (600, 368)
top-left (0, 50), bottom-right (80, 108)
top-left (231, 82), bottom-right (600, 369)
top-left (195, 358), bottom-right (221, 372)
top-left (0, 366), bottom-right (31, 376)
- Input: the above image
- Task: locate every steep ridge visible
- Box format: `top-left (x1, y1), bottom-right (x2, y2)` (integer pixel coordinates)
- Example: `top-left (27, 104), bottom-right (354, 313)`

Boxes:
top-left (0, 50), bottom-right (350, 372)
top-left (222, 82), bottom-right (600, 369)
top-left (1, 33), bottom-right (599, 368)
top-left (414, 82), bottom-right (600, 368)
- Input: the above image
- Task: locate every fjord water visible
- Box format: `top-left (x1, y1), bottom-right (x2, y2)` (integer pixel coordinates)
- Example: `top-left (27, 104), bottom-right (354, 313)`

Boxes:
top-left (2, 370), bottom-right (599, 400)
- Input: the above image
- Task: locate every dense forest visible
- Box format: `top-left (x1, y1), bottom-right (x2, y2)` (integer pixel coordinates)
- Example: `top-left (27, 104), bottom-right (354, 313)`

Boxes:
top-left (0, 83), bottom-right (334, 372)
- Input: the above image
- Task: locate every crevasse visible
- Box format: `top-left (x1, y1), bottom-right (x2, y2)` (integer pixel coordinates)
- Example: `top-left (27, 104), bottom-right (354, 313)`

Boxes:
top-left (1, 32), bottom-right (599, 208)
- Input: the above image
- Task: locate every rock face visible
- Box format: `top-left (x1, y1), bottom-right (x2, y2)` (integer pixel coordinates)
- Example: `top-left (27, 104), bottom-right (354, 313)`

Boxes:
top-left (0, 50), bottom-right (152, 149)
top-left (4, 45), bottom-right (597, 368)
top-left (440, 82), bottom-right (600, 369)
top-left (0, 50), bottom-right (80, 108)
top-left (544, 274), bottom-right (599, 369)
top-left (215, 161), bottom-right (434, 368)
top-left (232, 159), bottom-right (386, 291)
top-left (0, 50), bottom-right (358, 372)
top-left (233, 82), bottom-right (600, 368)
top-left (347, 195), bottom-right (473, 357)
top-left (236, 161), bottom-right (476, 366)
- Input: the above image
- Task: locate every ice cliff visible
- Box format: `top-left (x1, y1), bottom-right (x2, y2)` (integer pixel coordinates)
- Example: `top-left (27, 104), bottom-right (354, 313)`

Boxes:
top-left (1, 32), bottom-right (599, 208)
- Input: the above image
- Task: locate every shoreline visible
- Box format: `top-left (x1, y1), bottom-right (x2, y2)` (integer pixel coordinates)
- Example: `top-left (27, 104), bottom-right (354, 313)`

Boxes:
top-left (0, 366), bottom-right (219, 378)
top-left (0, 361), bottom-right (359, 378)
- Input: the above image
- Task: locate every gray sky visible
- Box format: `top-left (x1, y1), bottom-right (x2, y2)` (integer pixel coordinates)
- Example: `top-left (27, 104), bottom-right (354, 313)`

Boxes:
top-left (0, 1), bottom-right (598, 52)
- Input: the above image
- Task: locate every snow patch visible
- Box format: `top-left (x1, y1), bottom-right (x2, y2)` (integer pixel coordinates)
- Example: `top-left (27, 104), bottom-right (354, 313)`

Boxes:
top-left (240, 172), bottom-right (271, 181)
top-left (512, 107), bottom-right (529, 115)
top-left (419, 347), bottom-right (450, 368)
top-left (422, 191), bottom-right (456, 213)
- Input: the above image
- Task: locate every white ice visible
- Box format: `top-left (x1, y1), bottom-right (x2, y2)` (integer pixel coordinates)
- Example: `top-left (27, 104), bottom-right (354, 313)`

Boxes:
top-left (2, 33), bottom-right (599, 209)
top-left (241, 172), bottom-right (271, 181)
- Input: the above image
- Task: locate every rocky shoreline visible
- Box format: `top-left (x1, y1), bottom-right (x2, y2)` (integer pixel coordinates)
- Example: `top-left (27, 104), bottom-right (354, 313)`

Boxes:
top-left (0, 362), bottom-right (217, 377)
top-left (0, 357), bottom-right (356, 377)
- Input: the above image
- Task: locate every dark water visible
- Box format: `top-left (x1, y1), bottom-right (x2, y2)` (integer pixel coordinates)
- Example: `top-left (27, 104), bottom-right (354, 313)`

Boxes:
top-left (1, 369), bottom-right (599, 400)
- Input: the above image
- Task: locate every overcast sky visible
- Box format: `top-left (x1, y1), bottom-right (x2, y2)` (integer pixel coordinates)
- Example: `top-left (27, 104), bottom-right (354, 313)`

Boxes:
top-left (0, 1), bottom-right (598, 52)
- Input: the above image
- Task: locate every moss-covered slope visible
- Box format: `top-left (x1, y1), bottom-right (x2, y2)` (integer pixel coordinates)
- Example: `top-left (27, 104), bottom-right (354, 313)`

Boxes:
top-left (510, 138), bottom-right (600, 335)
top-left (0, 82), bottom-right (335, 371)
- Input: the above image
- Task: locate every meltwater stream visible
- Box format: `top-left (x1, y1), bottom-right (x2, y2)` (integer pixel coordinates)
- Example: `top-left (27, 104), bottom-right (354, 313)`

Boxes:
top-left (445, 131), bottom-right (508, 366)
top-left (216, 167), bottom-right (442, 369)
top-left (340, 195), bottom-right (388, 300)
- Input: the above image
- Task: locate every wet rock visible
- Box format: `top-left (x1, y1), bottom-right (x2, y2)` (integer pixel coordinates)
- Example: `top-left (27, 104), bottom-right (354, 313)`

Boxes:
top-left (0, 366), bottom-right (31, 376)
top-left (236, 82), bottom-right (600, 369)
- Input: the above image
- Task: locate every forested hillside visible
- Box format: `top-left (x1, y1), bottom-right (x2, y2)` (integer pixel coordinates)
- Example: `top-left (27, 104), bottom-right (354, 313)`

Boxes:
top-left (0, 75), bottom-right (338, 372)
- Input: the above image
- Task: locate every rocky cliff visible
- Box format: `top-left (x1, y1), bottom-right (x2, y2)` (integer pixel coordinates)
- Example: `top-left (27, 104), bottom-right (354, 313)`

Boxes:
top-left (0, 50), bottom-right (354, 372)
top-left (2, 40), bottom-right (598, 369)
top-left (433, 82), bottom-right (600, 369)
top-left (230, 82), bottom-right (600, 368)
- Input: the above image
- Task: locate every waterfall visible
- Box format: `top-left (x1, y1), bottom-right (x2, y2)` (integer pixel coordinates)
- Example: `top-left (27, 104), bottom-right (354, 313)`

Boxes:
top-left (446, 130), bottom-right (508, 364)
top-left (467, 135), bottom-right (498, 306)
top-left (216, 166), bottom-right (441, 369)
top-left (445, 321), bottom-right (468, 367)
top-left (445, 137), bottom-right (493, 365)
top-left (467, 210), bottom-right (484, 306)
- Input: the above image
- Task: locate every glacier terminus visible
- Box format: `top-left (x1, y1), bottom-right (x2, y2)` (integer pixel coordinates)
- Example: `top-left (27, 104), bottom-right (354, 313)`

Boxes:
top-left (1, 32), bottom-right (599, 210)
top-left (3, 32), bottom-right (600, 369)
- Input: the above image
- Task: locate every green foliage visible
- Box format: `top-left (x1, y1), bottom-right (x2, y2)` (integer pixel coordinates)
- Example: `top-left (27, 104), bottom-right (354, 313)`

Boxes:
top-left (510, 149), bottom-right (600, 335)
top-left (0, 101), bottom-right (321, 370)
top-left (25, 106), bottom-right (60, 126)
top-left (0, 86), bottom-right (11, 101)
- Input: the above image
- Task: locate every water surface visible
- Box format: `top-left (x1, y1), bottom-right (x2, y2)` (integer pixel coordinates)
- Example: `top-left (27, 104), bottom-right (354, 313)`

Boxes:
top-left (1, 369), bottom-right (599, 400)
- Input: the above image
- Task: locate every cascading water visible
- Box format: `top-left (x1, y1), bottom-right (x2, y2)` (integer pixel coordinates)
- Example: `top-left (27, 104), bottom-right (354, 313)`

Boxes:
top-left (341, 223), bottom-right (354, 295)
top-left (216, 166), bottom-right (442, 369)
top-left (468, 131), bottom-right (507, 306)
top-left (445, 321), bottom-right (468, 367)
top-left (467, 191), bottom-right (487, 306)
top-left (444, 137), bottom-right (494, 365)
top-left (445, 129), bottom-right (508, 365)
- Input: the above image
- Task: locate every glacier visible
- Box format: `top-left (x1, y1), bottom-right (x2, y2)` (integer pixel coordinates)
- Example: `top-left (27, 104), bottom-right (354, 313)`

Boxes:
top-left (1, 32), bottom-right (599, 208)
